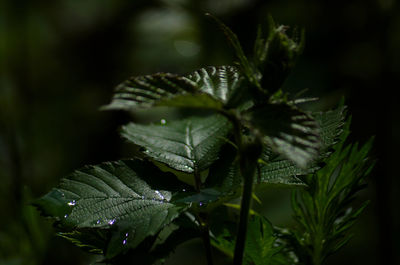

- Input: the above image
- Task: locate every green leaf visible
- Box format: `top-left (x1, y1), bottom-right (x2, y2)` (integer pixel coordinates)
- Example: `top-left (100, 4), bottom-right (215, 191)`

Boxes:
top-left (257, 103), bottom-right (347, 188)
top-left (258, 159), bottom-right (309, 188)
top-left (34, 160), bottom-right (185, 258)
top-left (212, 215), bottom-right (281, 265)
top-left (204, 145), bottom-right (307, 202)
top-left (313, 103), bottom-right (347, 152)
top-left (121, 114), bottom-right (232, 174)
top-left (102, 72), bottom-right (220, 111)
top-left (244, 103), bottom-right (321, 168)
top-left (102, 66), bottom-right (246, 112)
top-left (185, 66), bottom-right (246, 108)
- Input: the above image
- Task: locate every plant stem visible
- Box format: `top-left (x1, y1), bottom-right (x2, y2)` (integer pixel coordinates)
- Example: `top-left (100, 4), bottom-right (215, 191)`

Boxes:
top-left (221, 109), bottom-right (262, 265)
top-left (194, 168), bottom-right (213, 265)
top-left (233, 152), bottom-right (258, 265)
top-left (201, 220), bottom-right (214, 265)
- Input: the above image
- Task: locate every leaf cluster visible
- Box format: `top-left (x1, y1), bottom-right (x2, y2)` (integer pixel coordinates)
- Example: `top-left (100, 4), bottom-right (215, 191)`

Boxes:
top-left (34, 15), bottom-right (373, 265)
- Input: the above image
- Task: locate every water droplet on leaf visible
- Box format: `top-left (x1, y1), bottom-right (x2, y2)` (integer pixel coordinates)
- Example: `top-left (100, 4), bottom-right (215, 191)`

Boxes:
top-left (155, 190), bottom-right (165, 200)
top-left (108, 219), bottom-right (116, 225)
top-left (160, 119), bottom-right (166, 125)
top-left (68, 200), bottom-right (76, 206)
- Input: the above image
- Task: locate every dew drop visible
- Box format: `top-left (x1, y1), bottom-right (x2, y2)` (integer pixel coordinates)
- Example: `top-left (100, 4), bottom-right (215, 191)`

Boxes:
top-left (199, 202), bottom-right (203, 207)
top-left (155, 190), bottom-right (165, 200)
top-left (64, 214), bottom-right (68, 218)
top-left (108, 219), bottom-right (116, 225)
top-left (160, 119), bottom-right (166, 125)
top-left (125, 232), bottom-right (129, 237)
top-left (68, 200), bottom-right (76, 206)
top-left (141, 195), bottom-right (145, 199)
top-left (182, 189), bottom-right (186, 192)
top-left (96, 219), bottom-right (101, 224)
top-left (122, 239), bottom-right (127, 245)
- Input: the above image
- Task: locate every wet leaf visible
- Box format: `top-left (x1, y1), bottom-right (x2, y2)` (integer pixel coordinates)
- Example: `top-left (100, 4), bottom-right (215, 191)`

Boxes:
top-left (121, 114), bottom-right (232, 174)
top-left (34, 160), bottom-right (185, 258)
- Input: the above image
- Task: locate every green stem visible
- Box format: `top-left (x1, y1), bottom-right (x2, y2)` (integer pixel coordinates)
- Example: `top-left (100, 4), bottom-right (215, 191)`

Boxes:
top-left (220, 109), bottom-right (262, 265)
top-left (194, 169), bottom-right (213, 265)
top-left (233, 152), bottom-right (258, 265)
top-left (201, 221), bottom-right (214, 265)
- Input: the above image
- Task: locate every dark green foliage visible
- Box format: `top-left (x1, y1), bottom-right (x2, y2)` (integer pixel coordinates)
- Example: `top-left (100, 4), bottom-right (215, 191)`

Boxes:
top-left (212, 215), bottom-right (282, 265)
top-left (290, 121), bottom-right (374, 265)
top-left (34, 15), bottom-right (373, 265)
top-left (245, 103), bottom-right (320, 168)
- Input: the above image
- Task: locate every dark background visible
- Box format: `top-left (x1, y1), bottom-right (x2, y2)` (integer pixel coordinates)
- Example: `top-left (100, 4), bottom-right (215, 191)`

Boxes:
top-left (0, 0), bottom-right (398, 264)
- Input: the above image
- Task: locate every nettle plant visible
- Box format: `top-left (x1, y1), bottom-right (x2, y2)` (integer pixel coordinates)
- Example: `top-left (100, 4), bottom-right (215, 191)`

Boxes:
top-left (35, 16), bottom-right (374, 265)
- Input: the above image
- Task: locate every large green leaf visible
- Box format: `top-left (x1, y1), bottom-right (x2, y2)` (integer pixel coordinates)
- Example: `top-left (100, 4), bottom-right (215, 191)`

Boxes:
top-left (257, 104), bottom-right (347, 186)
top-left (244, 103), bottom-right (321, 168)
top-left (34, 160), bottom-right (185, 258)
top-left (121, 114), bottom-right (232, 174)
top-left (102, 73), bottom-right (220, 111)
top-left (102, 66), bottom-right (244, 111)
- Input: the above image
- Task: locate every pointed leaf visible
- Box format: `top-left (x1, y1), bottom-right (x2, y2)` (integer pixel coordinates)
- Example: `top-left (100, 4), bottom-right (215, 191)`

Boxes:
top-left (244, 104), bottom-right (321, 168)
top-left (102, 73), bottom-right (222, 111)
top-left (121, 114), bottom-right (232, 174)
top-left (185, 66), bottom-right (247, 108)
top-left (103, 66), bottom-right (246, 112)
top-left (257, 104), bottom-right (347, 186)
top-left (34, 160), bottom-right (185, 258)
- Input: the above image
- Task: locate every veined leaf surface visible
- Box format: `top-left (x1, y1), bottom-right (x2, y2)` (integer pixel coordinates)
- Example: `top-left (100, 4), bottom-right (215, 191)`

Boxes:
top-left (313, 104), bottom-right (346, 151)
top-left (245, 104), bottom-right (321, 168)
top-left (103, 66), bottom-right (243, 111)
top-left (258, 104), bottom-right (347, 185)
top-left (186, 66), bottom-right (244, 107)
top-left (34, 160), bottom-right (184, 258)
top-left (121, 114), bottom-right (232, 174)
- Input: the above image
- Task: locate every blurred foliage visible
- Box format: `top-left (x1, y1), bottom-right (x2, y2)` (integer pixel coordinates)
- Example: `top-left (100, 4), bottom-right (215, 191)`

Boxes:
top-left (0, 0), bottom-right (399, 264)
